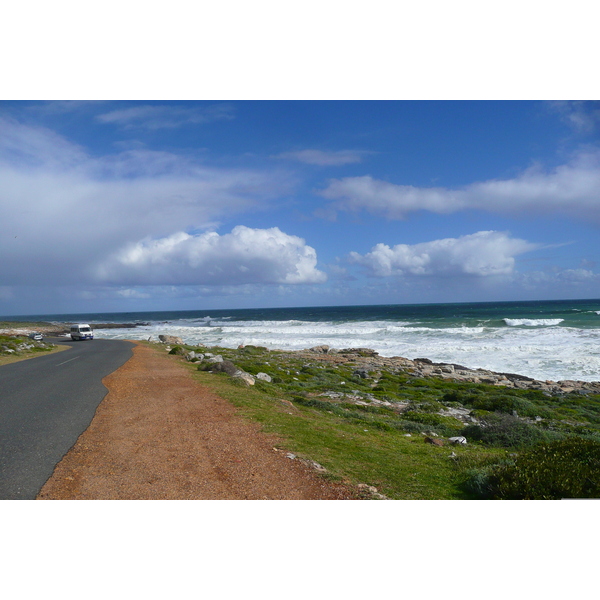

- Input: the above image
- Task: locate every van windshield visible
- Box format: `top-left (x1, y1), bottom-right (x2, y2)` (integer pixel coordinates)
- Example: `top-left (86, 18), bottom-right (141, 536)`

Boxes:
top-left (80, 327), bottom-right (91, 332)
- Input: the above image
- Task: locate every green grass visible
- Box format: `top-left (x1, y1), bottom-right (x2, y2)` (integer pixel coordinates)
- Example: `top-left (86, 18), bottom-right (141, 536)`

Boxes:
top-left (190, 368), bottom-right (504, 499)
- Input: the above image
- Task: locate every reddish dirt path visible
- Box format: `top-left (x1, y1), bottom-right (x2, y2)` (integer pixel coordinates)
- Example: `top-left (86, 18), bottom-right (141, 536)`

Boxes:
top-left (37, 343), bottom-right (353, 500)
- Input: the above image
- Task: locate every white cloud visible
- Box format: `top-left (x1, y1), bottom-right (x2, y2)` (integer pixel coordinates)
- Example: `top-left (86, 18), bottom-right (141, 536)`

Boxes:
top-left (0, 117), bottom-right (293, 285)
top-left (96, 226), bottom-right (327, 286)
top-left (555, 268), bottom-right (599, 283)
top-left (350, 231), bottom-right (538, 278)
top-left (273, 149), bottom-right (365, 166)
top-left (548, 101), bottom-right (600, 134)
top-left (116, 289), bottom-right (151, 298)
top-left (96, 103), bottom-right (235, 130)
top-left (319, 149), bottom-right (600, 222)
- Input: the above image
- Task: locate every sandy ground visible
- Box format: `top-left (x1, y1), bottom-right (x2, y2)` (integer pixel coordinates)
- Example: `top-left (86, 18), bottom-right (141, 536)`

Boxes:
top-left (37, 343), bottom-right (354, 500)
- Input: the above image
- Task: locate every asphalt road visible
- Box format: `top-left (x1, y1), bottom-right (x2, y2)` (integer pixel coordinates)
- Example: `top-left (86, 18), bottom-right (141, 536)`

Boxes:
top-left (0, 337), bottom-right (135, 499)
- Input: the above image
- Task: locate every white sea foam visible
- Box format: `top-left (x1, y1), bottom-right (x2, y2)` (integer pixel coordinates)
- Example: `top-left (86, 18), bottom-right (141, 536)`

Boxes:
top-left (503, 318), bottom-right (564, 327)
top-left (93, 316), bottom-right (600, 383)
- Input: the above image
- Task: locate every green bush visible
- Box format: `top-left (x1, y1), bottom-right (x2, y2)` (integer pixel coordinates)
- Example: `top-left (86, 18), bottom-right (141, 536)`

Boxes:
top-left (462, 468), bottom-right (496, 499)
top-left (403, 411), bottom-right (461, 428)
top-left (471, 394), bottom-right (539, 417)
top-left (489, 437), bottom-right (600, 499)
top-left (441, 389), bottom-right (481, 405)
top-left (461, 414), bottom-right (550, 448)
top-left (395, 420), bottom-right (429, 434)
top-left (415, 400), bottom-right (445, 413)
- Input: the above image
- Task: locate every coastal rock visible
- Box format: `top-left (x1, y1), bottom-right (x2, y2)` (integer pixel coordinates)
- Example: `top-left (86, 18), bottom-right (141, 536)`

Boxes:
top-left (168, 346), bottom-right (186, 356)
top-left (301, 458), bottom-right (328, 472)
top-left (353, 368), bottom-right (371, 379)
top-left (158, 335), bottom-right (184, 345)
top-left (356, 483), bottom-right (389, 499)
top-left (207, 355), bottom-right (224, 363)
top-left (204, 361), bottom-right (255, 386)
top-left (338, 348), bottom-right (379, 357)
top-left (448, 436), bottom-right (468, 445)
top-left (256, 372), bottom-right (272, 382)
top-left (232, 371), bottom-right (255, 386)
top-left (309, 345), bottom-right (330, 354)
top-left (357, 483), bottom-right (379, 494)
top-left (207, 360), bottom-right (239, 376)
top-left (424, 437), bottom-right (444, 447)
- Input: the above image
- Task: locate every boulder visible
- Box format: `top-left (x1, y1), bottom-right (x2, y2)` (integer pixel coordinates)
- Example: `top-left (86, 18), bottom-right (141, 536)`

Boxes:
top-left (232, 371), bottom-right (255, 386)
top-left (256, 372), bottom-right (272, 382)
top-left (309, 345), bottom-right (330, 353)
top-left (207, 355), bottom-right (224, 363)
top-left (424, 436), bottom-right (444, 447)
top-left (353, 368), bottom-right (371, 379)
top-left (168, 346), bottom-right (186, 356)
top-left (158, 335), bottom-right (184, 345)
top-left (338, 347), bottom-right (379, 357)
top-left (204, 360), bottom-right (255, 385)
top-left (448, 436), bottom-right (468, 445)
top-left (207, 360), bottom-right (239, 376)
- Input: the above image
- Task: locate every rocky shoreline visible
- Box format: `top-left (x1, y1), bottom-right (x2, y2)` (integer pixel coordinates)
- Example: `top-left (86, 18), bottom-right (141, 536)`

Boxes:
top-left (296, 345), bottom-right (600, 396)
top-left (156, 334), bottom-right (600, 397)
top-left (3, 321), bottom-right (598, 396)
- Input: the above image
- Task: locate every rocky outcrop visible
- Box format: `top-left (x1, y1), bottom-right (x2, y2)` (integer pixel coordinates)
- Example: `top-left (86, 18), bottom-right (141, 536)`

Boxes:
top-left (206, 360), bottom-right (239, 376)
top-left (296, 347), bottom-right (600, 396)
top-left (200, 358), bottom-right (255, 386)
top-left (232, 371), bottom-right (256, 386)
top-left (158, 335), bottom-right (184, 345)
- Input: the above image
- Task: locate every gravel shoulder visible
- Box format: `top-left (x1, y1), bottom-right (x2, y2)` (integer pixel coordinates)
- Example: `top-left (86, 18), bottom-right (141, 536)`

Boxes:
top-left (37, 342), bottom-right (353, 500)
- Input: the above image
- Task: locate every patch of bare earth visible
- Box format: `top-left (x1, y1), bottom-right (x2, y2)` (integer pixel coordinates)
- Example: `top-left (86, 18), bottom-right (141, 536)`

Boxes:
top-left (37, 343), bottom-right (353, 500)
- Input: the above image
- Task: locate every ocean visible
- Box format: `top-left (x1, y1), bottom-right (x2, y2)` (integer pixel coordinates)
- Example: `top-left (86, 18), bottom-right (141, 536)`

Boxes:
top-left (8, 298), bottom-right (600, 383)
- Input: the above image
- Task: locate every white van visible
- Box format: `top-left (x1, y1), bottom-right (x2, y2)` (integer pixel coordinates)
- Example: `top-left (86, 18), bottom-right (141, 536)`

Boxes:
top-left (70, 324), bottom-right (94, 341)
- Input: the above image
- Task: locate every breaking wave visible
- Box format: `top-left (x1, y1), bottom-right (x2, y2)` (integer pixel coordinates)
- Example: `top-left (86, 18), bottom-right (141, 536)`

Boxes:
top-left (503, 318), bottom-right (564, 327)
top-left (92, 315), bottom-right (600, 382)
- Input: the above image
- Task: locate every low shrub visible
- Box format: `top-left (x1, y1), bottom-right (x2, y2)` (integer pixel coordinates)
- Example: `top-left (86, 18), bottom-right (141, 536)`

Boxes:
top-left (471, 394), bottom-right (539, 417)
top-left (489, 437), bottom-right (600, 499)
top-left (461, 414), bottom-right (549, 448)
top-left (461, 467), bottom-right (496, 499)
top-left (403, 411), bottom-right (462, 428)
top-left (414, 400), bottom-right (445, 413)
top-left (395, 420), bottom-right (429, 434)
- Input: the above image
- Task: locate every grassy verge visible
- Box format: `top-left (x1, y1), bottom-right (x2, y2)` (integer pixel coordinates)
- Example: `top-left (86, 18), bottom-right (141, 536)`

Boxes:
top-left (192, 368), bottom-right (511, 499)
top-left (145, 342), bottom-right (600, 499)
top-left (0, 334), bottom-right (68, 366)
top-left (152, 342), bottom-right (531, 499)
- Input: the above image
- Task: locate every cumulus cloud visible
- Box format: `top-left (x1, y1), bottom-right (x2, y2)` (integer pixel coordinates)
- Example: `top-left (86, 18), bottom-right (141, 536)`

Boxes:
top-left (0, 116), bottom-right (293, 285)
top-left (350, 231), bottom-right (538, 278)
top-left (95, 226), bottom-right (327, 286)
top-left (319, 149), bottom-right (600, 223)
top-left (96, 103), bottom-right (235, 130)
top-left (273, 149), bottom-right (365, 166)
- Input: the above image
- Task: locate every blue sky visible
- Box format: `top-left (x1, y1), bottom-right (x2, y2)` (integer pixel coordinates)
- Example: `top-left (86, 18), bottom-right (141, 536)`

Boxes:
top-left (1, 99), bottom-right (600, 315)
